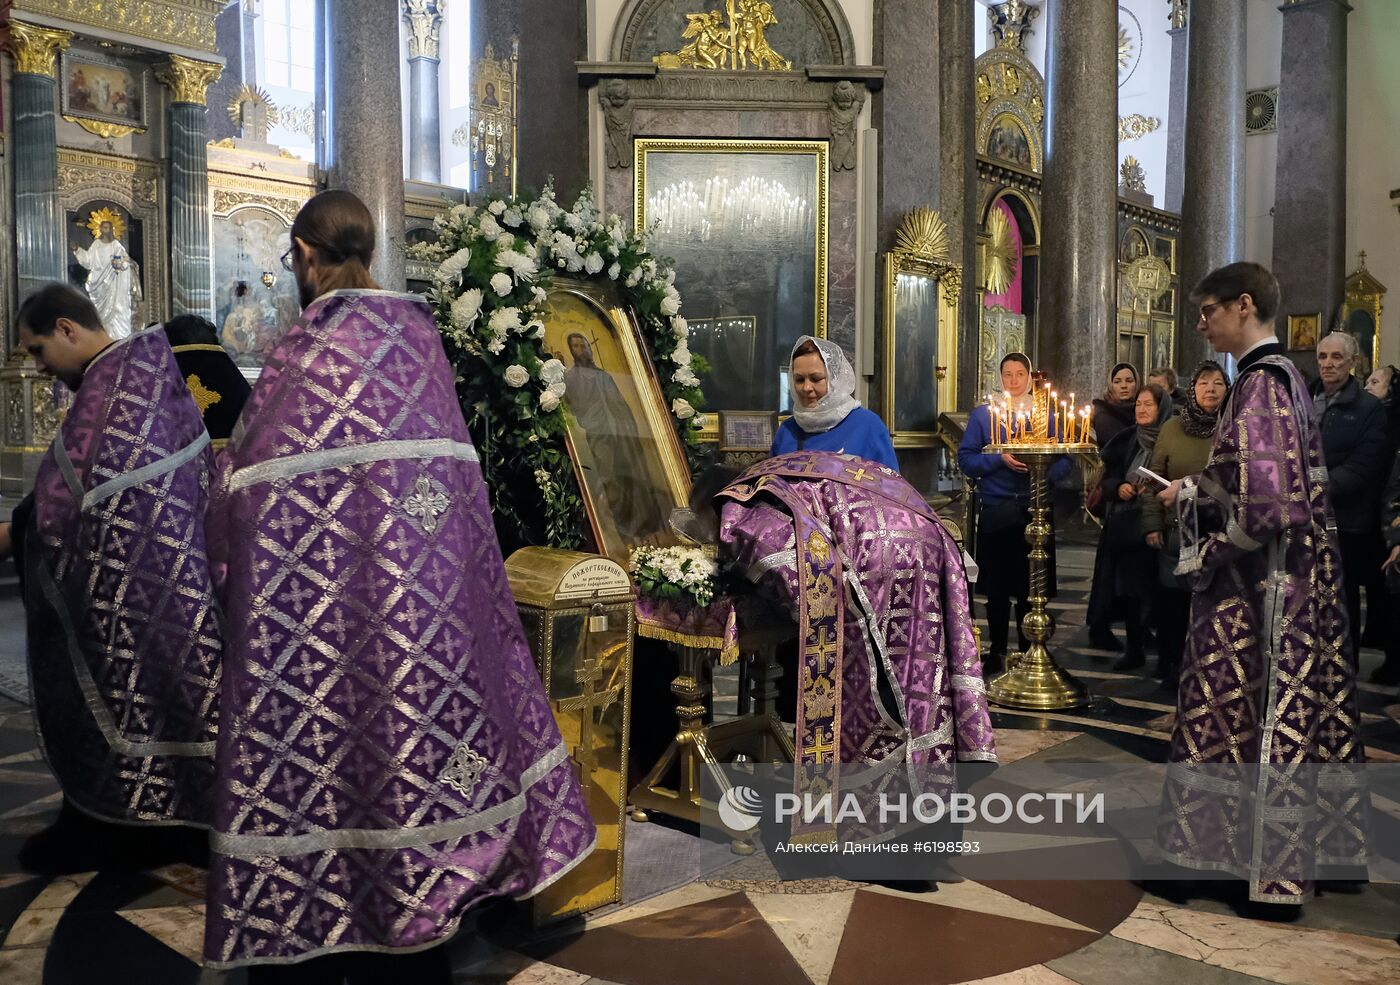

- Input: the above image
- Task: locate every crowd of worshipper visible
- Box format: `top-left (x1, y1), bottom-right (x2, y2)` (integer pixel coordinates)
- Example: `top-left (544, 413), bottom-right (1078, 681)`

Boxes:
top-left (0, 183), bottom-right (1370, 979)
top-left (1072, 330), bottom-right (1400, 690)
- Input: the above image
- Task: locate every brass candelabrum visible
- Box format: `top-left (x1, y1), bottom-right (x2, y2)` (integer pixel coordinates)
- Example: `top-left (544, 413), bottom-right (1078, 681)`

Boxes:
top-left (981, 378), bottom-right (1093, 710)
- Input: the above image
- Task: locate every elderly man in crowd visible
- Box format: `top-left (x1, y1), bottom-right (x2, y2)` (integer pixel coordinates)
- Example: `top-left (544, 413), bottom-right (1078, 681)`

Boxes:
top-left (1312, 331), bottom-right (1390, 656)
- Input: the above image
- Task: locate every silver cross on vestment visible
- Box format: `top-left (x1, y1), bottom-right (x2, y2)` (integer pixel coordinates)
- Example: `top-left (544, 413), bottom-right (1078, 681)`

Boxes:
top-left (402, 475), bottom-right (450, 534)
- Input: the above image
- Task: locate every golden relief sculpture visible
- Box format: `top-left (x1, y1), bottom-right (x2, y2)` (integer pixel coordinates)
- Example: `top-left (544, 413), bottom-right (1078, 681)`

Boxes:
top-left (228, 85), bottom-right (279, 143)
top-left (155, 55), bottom-right (222, 106)
top-left (12, 0), bottom-right (222, 54)
top-left (1118, 113), bottom-right (1161, 143)
top-left (654, 0), bottom-right (792, 72)
top-left (85, 207), bottom-right (127, 241)
top-left (893, 207), bottom-right (949, 264)
top-left (1120, 156), bottom-right (1147, 193)
top-left (64, 117), bottom-right (142, 139)
top-left (5, 20), bottom-right (73, 77)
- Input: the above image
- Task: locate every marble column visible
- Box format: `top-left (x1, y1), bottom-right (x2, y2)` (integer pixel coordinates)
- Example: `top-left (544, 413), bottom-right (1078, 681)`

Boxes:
top-left (403, 0), bottom-right (445, 184)
top-left (4, 22), bottom-right (72, 307)
top-left (157, 56), bottom-right (223, 321)
top-left (1039, 0), bottom-right (1118, 397)
top-left (328, 0), bottom-right (406, 288)
top-left (1177, 0), bottom-right (1245, 368)
top-left (1163, 1), bottom-right (1188, 214)
top-left (939, 0), bottom-right (980, 409)
top-left (517, 0), bottom-right (588, 200)
top-left (1272, 0), bottom-right (1351, 332)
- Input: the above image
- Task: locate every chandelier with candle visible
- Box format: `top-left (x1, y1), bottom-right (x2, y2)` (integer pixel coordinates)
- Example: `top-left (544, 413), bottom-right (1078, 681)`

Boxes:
top-left (648, 175), bottom-right (812, 245)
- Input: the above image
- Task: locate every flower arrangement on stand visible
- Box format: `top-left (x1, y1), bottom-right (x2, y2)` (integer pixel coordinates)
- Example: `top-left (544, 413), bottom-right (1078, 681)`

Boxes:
top-left (409, 182), bottom-right (708, 552)
top-left (629, 546), bottom-right (719, 608)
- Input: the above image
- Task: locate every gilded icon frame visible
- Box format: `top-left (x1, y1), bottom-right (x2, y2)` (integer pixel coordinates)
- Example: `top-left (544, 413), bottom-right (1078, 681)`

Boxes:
top-left (543, 279), bottom-right (693, 564)
top-left (634, 138), bottom-right (829, 443)
top-left (1287, 312), bottom-right (1320, 352)
top-left (883, 252), bottom-right (960, 447)
top-left (61, 51), bottom-right (149, 137)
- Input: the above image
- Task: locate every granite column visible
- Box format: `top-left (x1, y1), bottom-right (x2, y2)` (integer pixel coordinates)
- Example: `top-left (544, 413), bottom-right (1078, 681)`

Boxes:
top-left (1271, 0), bottom-right (1351, 334)
top-left (5, 23), bottom-right (72, 308)
top-left (403, 1), bottom-right (445, 184)
top-left (328, 0), bottom-right (406, 288)
top-left (469, 1), bottom-right (522, 198)
top-left (939, 0), bottom-right (979, 410)
top-left (157, 56), bottom-right (223, 321)
top-left (1039, 0), bottom-right (1118, 397)
top-left (1163, 2), bottom-right (1188, 214)
top-left (517, 0), bottom-right (588, 200)
top-left (1177, 0), bottom-right (1245, 367)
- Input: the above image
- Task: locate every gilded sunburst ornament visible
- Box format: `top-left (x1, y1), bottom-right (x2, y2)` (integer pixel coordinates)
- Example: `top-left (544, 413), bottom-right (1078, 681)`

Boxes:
top-left (983, 207), bottom-right (1019, 296)
top-left (1118, 27), bottom-right (1133, 70)
top-left (893, 208), bottom-right (949, 263)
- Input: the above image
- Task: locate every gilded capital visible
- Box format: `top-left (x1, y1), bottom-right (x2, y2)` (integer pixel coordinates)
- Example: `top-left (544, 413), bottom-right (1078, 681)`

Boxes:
top-left (5, 21), bottom-right (73, 78)
top-left (156, 55), bottom-right (223, 105)
top-left (403, 0), bottom-right (446, 61)
top-left (1168, 0), bottom-right (1188, 30)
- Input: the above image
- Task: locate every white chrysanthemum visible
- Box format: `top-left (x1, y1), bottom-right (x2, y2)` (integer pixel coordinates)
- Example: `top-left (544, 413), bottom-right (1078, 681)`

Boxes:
top-left (671, 316), bottom-right (688, 338)
top-left (584, 252), bottom-right (604, 275)
top-left (490, 272), bottom-right (513, 297)
top-left (625, 267), bottom-right (643, 288)
top-left (503, 206), bottom-right (523, 228)
top-left (539, 358), bottom-right (566, 385)
top-left (608, 262), bottom-right (621, 280)
top-left (660, 295), bottom-right (681, 317)
top-left (526, 205), bottom-right (551, 232)
top-left (488, 306), bottom-right (522, 335)
top-left (450, 288), bottom-right (484, 330)
top-left (672, 397), bottom-right (696, 420)
top-left (489, 200), bottom-right (506, 215)
top-left (532, 286), bottom-right (547, 303)
top-left (497, 248), bottom-right (537, 282)
top-left (540, 389), bottom-right (560, 412)
top-left (478, 213), bottom-right (502, 238)
top-left (504, 364), bottom-right (530, 387)
top-left (486, 337), bottom-right (505, 355)
top-left (434, 246), bottom-right (472, 284)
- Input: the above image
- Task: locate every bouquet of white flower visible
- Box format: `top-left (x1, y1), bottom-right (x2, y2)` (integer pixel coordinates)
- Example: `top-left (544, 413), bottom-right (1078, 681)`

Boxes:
top-left (629, 545), bottom-right (719, 608)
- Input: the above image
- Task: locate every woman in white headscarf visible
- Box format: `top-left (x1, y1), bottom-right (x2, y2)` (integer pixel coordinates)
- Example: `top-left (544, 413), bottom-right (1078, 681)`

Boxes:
top-left (770, 336), bottom-right (899, 471)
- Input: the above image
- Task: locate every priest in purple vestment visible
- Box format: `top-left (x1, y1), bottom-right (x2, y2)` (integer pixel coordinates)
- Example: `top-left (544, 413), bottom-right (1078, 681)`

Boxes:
top-left (718, 452), bottom-right (995, 848)
top-left (1157, 262), bottom-right (1367, 906)
top-left (204, 191), bottom-right (594, 969)
top-left (17, 283), bottom-right (221, 828)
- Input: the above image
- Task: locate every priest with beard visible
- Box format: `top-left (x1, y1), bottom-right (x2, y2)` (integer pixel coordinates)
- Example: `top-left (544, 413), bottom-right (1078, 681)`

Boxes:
top-left (14, 283), bottom-right (222, 846)
top-left (204, 190), bottom-right (594, 976)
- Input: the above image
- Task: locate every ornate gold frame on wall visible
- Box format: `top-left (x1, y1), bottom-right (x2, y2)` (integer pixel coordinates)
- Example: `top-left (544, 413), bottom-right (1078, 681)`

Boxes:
top-left (1341, 252), bottom-right (1386, 369)
top-left (547, 279), bottom-right (693, 564)
top-left (632, 137), bottom-right (829, 339)
top-left (882, 208), bottom-right (961, 448)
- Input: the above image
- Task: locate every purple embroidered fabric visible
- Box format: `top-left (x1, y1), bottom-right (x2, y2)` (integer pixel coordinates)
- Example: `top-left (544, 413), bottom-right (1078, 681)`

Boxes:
top-left (204, 291), bottom-right (594, 966)
top-left (27, 329), bottom-right (220, 826)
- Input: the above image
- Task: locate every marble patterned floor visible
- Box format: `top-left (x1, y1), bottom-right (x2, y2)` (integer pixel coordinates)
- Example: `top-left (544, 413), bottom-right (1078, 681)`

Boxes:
top-left (1, 538), bottom-right (1399, 984)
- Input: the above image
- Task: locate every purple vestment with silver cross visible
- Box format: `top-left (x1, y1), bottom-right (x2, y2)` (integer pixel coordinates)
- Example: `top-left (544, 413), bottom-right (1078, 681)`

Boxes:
top-left (718, 453), bottom-right (994, 839)
top-left (204, 290), bottom-right (595, 967)
top-left (27, 329), bottom-right (221, 826)
top-left (1161, 354), bottom-right (1368, 903)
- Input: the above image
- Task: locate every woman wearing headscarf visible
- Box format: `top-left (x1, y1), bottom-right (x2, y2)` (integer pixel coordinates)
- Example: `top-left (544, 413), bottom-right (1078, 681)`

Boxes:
top-left (1091, 362), bottom-right (1140, 448)
top-left (1086, 383), bottom-right (1171, 672)
top-left (772, 336), bottom-right (899, 471)
top-left (957, 352), bottom-right (1071, 673)
top-left (1141, 360), bottom-right (1229, 686)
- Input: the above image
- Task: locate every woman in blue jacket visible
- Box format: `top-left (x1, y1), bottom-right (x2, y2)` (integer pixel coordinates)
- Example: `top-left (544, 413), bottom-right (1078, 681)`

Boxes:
top-left (771, 336), bottom-right (899, 471)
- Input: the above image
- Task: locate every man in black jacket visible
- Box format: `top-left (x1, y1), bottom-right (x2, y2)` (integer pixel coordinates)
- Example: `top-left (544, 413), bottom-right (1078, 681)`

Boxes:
top-left (1312, 331), bottom-right (1390, 656)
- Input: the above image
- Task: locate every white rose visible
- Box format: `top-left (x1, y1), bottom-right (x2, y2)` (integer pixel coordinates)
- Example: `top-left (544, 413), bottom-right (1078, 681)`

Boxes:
top-left (584, 252), bottom-right (604, 275)
top-left (693, 413), bottom-right (708, 430)
top-left (608, 262), bottom-right (621, 280)
top-left (660, 295), bottom-right (681, 317)
top-left (547, 381), bottom-right (567, 397)
top-left (672, 343), bottom-right (692, 366)
top-left (671, 316), bottom-right (688, 338)
top-left (626, 267), bottom-right (643, 288)
top-left (673, 366), bottom-right (699, 386)
top-left (489, 200), bottom-right (506, 215)
top-left (532, 321), bottom-right (547, 338)
top-left (566, 253), bottom-right (584, 272)
top-left (540, 358), bottom-right (566, 385)
top-left (672, 398), bottom-right (696, 420)
top-left (540, 389), bottom-right (561, 412)
top-left (488, 306), bottom-right (522, 335)
top-left (503, 207), bottom-right (523, 228)
top-left (451, 288), bottom-right (483, 329)
top-left (504, 364), bottom-right (530, 387)
top-left (490, 272), bottom-right (514, 296)
top-left (478, 214), bottom-right (502, 238)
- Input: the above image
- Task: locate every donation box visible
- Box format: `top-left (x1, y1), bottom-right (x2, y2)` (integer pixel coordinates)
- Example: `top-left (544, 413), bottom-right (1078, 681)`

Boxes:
top-left (505, 548), bottom-right (635, 922)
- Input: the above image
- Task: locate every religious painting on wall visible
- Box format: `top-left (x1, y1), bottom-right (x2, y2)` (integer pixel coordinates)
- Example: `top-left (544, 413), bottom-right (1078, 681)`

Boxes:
top-left (212, 207), bottom-right (302, 371)
top-left (1151, 319), bottom-right (1174, 373)
top-left (61, 52), bottom-right (148, 135)
top-left (469, 41), bottom-right (518, 195)
top-left (636, 138), bottom-right (828, 433)
top-left (1287, 312), bottom-right (1320, 352)
top-left (66, 202), bottom-right (144, 339)
top-left (986, 115), bottom-right (1033, 170)
top-left (542, 282), bottom-right (691, 563)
